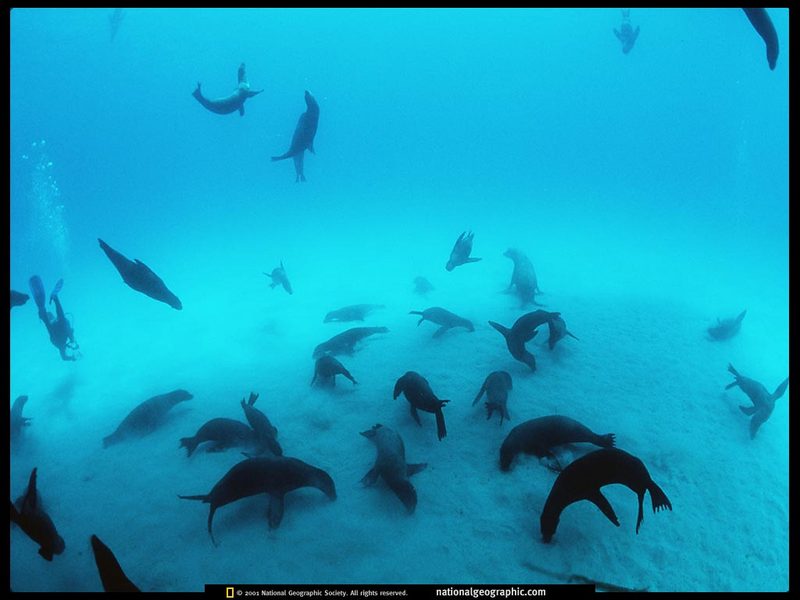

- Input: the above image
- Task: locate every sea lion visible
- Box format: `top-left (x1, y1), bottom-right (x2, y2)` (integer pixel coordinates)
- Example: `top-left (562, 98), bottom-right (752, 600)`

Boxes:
top-left (409, 307), bottom-right (474, 338)
top-left (393, 371), bottom-right (449, 441)
top-left (29, 275), bottom-right (79, 361)
top-left (725, 364), bottom-right (789, 439)
top-left (613, 9), bottom-right (640, 54)
top-left (488, 310), bottom-right (558, 371)
top-left (179, 418), bottom-right (258, 457)
top-left (445, 231), bottom-right (481, 271)
top-left (360, 424), bottom-right (427, 514)
top-left (192, 63), bottom-right (263, 116)
top-left (264, 262), bottom-right (292, 295)
top-left (90, 534), bottom-right (140, 592)
top-left (473, 371), bottom-right (513, 424)
top-left (108, 8), bottom-right (124, 42)
top-left (178, 455), bottom-right (336, 545)
top-left (11, 289), bottom-right (29, 309)
top-left (547, 314), bottom-right (579, 350)
top-left (413, 276), bottom-right (434, 296)
top-left (742, 8), bottom-right (779, 70)
top-left (324, 304), bottom-right (385, 323)
top-left (103, 389), bottom-right (193, 448)
top-left (707, 309), bottom-right (746, 341)
top-left (499, 415), bottom-right (616, 472)
top-left (271, 90), bottom-right (320, 182)
top-left (540, 448), bottom-right (672, 543)
top-left (10, 468), bottom-right (65, 561)
top-left (10, 395), bottom-right (31, 442)
top-left (311, 355), bottom-right (357, 388)
top-left (98, 239), bottom-right (182, 309)
top-left (503, 248), bottom-right (543, 307)
top-left (240, 392), bottom-right (282, 456)
top-left (312, 326), bottom-right (389, 359)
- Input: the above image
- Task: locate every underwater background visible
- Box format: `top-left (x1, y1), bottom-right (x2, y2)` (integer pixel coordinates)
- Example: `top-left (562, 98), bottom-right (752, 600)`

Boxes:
top-left (9, 8), bottom-right (788, 592)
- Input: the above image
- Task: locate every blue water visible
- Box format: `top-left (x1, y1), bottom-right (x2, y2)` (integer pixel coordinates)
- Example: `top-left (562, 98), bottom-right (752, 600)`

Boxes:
top-left (10, 8), bottom-right (789, 592)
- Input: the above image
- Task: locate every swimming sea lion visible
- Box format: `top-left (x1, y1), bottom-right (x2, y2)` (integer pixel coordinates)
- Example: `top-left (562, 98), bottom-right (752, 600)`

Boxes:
top-left (473, 371), bottom-right (513, 424)
top-left (547, 314), bottom-right (579, 350)
top-left (178, 455), bottom-right (336, 545)
top-left (488, 310), bottom-right (558, 371)
top-left (360, 424), bottom-right (427, 514)
top-left (613, 9), bottom-right (640, 54)
top-left (742, 8), bottom-right (779, 70)
top-left (540, 448), bottom-right (672, 543)
top-left (192, 63), bottom-right (263, 116)
top-left (98, 239), bottom-right (182, 309)
top-left (409, 307), bottom-right (474, 338)
top-left (324, 304), bottom-right (385, 323)
top-left (707, 309), bottom-right (746, 341)
top-left (413, 276), bottom-right (434, 296)
top-left (393, 371), bottom-right (449, 441)
top-left (503, 248), bottom-right (543, 307)
top-left (264, 262), bottom-right (292, 295)
top-left (499, 415), bottom-right (615, 472)
top-left (240, 392), bottom-right (282, 456)
top-left (725, 364), bottom-right (789, 439)
top-left (312, 326), bottom-right (389, 359)
top-left (11, 290), bottom-right (29, 309)
top-left (445, 231), bottom-right (481, 271)
top-left (311, 355), bottom-right (357, 388)
top-left (10, 395), bottom-right (31, 442)
top-left (108, 9), bottom-right (124, 43)
top-left (10, 468), bottom-right (65, 561)
top-left (271, 90), bottom-right (320, 182)
top-left (103, 389), bottom-right (193, 448)
top-left (179, 418), bottom-right (257, 457)
top-left (90, 534), bottom-right (140, 592)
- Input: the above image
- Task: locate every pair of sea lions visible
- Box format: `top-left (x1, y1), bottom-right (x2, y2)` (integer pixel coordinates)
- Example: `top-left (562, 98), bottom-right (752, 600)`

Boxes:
top-left (409, 307), bottom-right (474, 338)
top-left (192, 63), bottom-right (263, 117)
top-left (726, 364), bottom-right (789, 439)
top-left (490, 310), bottom-right (578, 371)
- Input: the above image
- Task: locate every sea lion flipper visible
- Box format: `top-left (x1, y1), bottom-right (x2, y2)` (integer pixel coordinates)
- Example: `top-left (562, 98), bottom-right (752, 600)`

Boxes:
top-left (739, 405), bottom-right (757, 416)
top-left (771, 377), bottom-right (789, 401)
top-left (386, 479), bottom-right (417, 514)
top-left (22, 468), bottom-right (38, 512)
top-left (648, 481), bottom-right (672, 513)
top-left (613, 27), bottom-right (622, 41)
top-left (432, 326), bottom-right (449, 338)
top-left (434, 408), bottom-right (447, 441)
top-left (410, 405), bottom-right (421, 426)
top-left (406, 463), bottom-right (427, 477)
top-left (588, 490), bottom-right (619, 527)
top-left (239, 105), bottom-right (245, 117)
top-left (472, 382), bottom-right (487, 406)
top-left (360, 467), bottom-right (379, 487)
top-left (267, 495), bottom-right (285, 529)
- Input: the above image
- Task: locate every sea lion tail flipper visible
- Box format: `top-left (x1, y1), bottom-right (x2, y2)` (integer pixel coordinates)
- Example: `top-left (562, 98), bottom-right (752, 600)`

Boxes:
top-left (22, 468), bottom-right (39, 512)
top-left (472, 383), bottom-right (486, 406)
top-left (588, 490), bottom-right (619, 527)
top-left (267, 495), bottom-right (285, 529)
top-left (406, 463), bottom-right (427, 477)
top-left (271, 152), bottom-right (291, 162)
top-left (727, 364), bottom-right (739, 377)
top-left (177, 494), bottom-right (208, 502)
top-left (386, 479), bottom-right (417, 514)
top-left (724, 381), bottom-right (738, 391)
top-left (613, 27), bottom-right (622, 41)
top-left (248, 392), bottom-right (258, 406)
top-left (360, 467), bottom-right (379, 487)
top-left (432, 326), bottom-right (449, 338)
top-left (648, 481), bottom-right (672, 514)
top-left (736, 309), bottom-right (747, 323)
top-left (208, 506), bottom-right (219, 546)
top-left (771, 377), bottom-right (790, 401)
top-left (739, 405), bottom-right (757, 416)
top-left (238, 105), bottom-right (245, 117)
top-left (179, 437), bottom-right (199, 457)
top-left (567, 330), bottom-right (580, 341)
top-left (435, 407), bottom-right (447, 441)
top-left (466, 257), bottom-right (482, 263)
top-left (488, 321), bottom-right (510, 339)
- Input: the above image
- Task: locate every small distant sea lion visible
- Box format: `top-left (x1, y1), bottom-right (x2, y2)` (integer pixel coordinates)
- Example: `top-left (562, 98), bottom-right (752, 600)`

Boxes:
top-left (726, 364), bottom-right (789, 439)
top-left (103, 390), bottom-right (193, 448)
top-left (742, 8), bottom-right (779, 70)
top-left (11, 290), bottom-right (29, 309)
top-left (240, 392), bottom-right (282, 456)
top-left (264, 262), bottom-right (292, 295)
top-left (360, 424), bottom-right (427, 514)
top-left (108, 8), bottom-right (124, 43)
top-left (179, 456), bottom-right (336, 545)
top-left (393, 371), bottom-right (449, 441)
top-left (613, 9), bottom-right (640, 54)
top-left (472, 371), bottom-right (513, 424)
top-left (179, 418), bottom-right (257, 457)
top-left (707, 309), bottom-right (746, 341)
top-left (409, 307), bottom-right (474, 338)
top-left (540, 448), bottom-right (672, 543)
top-left (192, 63), bottom-right (263, 116)
top-left (312, 326), bottom-right (389, 359)
top-left (271, 90), bottom-right (320, 182)
top-left (10, 468), bottom-right (65, 561)
top-left (324, 304), bottom-right (385, 323)
top-left (311, 355), bottom-right (357, 388)
top-left (489, 310), bottom-right (558, 371)
top-left (413, 276), bottom-right (434, 296)
top-left (446, 231), bottom-right (482, 271)
top-left (98, 239), bottom-right (182, 309)
top-left (90, 534), bottom-right (140, 592)
top-left (499, 415), bottom-right (615, 472)
top-left (547, 314), bottom-right (579, 350)
top-left (10, 395), bottom-right (31, 442)
top-left (503, 248), bottom-right (542, 307)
